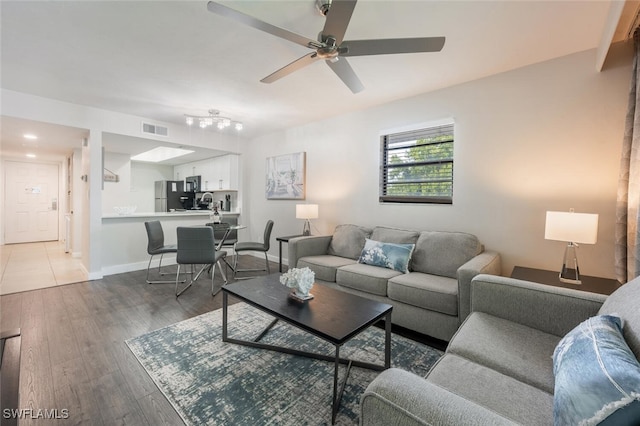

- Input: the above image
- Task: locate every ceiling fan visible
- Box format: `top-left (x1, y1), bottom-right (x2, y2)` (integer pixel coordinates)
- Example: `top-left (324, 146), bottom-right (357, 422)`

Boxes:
top-left (206, 0), bottom-right (445, 94)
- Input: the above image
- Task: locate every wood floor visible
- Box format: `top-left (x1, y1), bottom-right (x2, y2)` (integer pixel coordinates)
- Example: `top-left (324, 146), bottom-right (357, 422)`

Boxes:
top-left (1, 255), bottom-right (445, 425)
top-left (0, 255), bottom-right (269, 426)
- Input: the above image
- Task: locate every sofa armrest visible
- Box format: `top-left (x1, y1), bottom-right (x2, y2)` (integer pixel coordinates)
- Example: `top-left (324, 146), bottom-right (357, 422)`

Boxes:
top-left (287, 235), bottom-right (333, 268)
top-left (361, 368), bottom-right (515, 426)
top-left (470, 274), bottom-right (607, 337)
top-left (457, 251), bottom-right (501, 323)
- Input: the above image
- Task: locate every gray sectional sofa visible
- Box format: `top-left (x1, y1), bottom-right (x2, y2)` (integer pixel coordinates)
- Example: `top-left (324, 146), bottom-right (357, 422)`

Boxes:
top-left (361, 274), bottom-right (640, 425)
top-left (288, 224), bottom-right (501, 341)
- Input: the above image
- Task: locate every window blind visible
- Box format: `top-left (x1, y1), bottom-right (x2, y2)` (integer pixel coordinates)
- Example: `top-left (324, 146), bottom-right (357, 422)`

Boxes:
top-left (380, 123), bottom-right (454, 204)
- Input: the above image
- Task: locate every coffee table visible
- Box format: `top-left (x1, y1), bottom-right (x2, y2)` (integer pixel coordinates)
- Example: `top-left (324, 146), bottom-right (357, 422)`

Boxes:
top-left (222, 274), bottom-right (392, 424)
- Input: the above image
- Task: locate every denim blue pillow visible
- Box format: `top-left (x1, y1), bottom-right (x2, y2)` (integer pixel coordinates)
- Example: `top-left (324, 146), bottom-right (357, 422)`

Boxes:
top-left (357, 238), bottom-right (415, 273)
top-left (553, 315), bottom-right (640, 426)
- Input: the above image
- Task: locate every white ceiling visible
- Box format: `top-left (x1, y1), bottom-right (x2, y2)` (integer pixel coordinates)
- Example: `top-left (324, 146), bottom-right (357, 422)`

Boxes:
top-left (0, 0), bottom-right (632, 160)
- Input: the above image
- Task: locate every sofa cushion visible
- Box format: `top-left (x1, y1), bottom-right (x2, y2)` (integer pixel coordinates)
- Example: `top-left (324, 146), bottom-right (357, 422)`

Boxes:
top-left (552, 314), bottom-right (640, 426)
top-left (388, 272), bottom-right (458, 316)
top-left (362, 369), bottom-right (517, 426)
top-left (297, 255), bottom-right (357, 282)
top-left (336, 263), bottom-right (402, 296)
top-left (411, 231), bottom-right (481, 278)
top-left (370, 226), bottom-right (419, 245)
top-left (447, 312), bottom-right (560, 393)
top-left (358, 238), bottom-right (415, 274)
top-left (327, 224), bottom-right (372, 260)
top-left (599, 276), bottom-right (640, 360)
top-left (426, 354), bottom-right (553, 426)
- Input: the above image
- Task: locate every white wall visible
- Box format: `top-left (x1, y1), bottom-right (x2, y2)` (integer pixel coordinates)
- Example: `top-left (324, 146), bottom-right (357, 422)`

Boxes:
top-left (243, 46), bottom-right (633, 279)
top-left (102, 152), bottom-right (132, 214)
top-left (102, 152), bottom-right (173, 214)
top-left (71, 149), bottom-right (83, 257)
top-left (131, 162), bottom-right (174, 212)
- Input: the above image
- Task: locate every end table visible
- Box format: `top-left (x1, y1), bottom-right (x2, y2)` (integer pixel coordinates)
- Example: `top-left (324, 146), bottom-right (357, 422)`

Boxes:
top-left (510, 266), bottom-right (620, 296)
top-left (276, 235), bottom-right (305, 272)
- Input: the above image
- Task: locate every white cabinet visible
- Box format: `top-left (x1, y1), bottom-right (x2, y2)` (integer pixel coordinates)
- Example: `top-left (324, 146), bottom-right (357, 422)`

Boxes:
top-left (173, 154), bottom-right (239, 191)
top-left (173, 164), bottom-right (190, 182)
top-left (207, 154), bottom-right (238, 190)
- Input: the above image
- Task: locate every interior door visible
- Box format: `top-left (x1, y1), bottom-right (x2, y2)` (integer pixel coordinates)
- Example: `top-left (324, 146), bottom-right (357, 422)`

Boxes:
top-left (4, 161), bottom-right (60, 243)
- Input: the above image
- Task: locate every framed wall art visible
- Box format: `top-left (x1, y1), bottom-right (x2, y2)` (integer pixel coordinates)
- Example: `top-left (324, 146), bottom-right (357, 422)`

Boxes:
top-left (266, 152), bottom-right (306, 200)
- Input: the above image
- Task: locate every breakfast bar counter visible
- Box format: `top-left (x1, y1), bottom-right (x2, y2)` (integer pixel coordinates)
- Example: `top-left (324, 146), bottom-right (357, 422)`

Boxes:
top-left (102, 210), bottom-right (239, 219)
top-left (101, 211), bottom-right (240, 276)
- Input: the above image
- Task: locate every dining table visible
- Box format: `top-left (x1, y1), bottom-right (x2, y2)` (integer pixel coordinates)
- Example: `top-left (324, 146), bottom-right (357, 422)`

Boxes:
top-left (205, 222), bottom-right (246, 272)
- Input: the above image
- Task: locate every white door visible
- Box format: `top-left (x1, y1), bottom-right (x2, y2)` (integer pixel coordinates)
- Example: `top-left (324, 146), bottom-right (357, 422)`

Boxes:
top-left (4, 161), bottom-right (59, 243)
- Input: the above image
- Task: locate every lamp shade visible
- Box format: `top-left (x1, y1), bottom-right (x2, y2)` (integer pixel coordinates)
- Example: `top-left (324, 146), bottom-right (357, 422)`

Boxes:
top-left (544, 211), bottom-right (598, 244)
top-left (296, 204), bottom-right (318, 220)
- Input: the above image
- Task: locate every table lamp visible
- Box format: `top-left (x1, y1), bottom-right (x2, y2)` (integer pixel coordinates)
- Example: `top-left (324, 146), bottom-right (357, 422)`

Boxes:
top-left (544, 210), bottom-right (599, 284)
top-left (296, 204), bottom-right (318, 236)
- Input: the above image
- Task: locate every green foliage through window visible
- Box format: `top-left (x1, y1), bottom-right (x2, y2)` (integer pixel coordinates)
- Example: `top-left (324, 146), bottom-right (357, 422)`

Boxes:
top-left (380, 123), bottom-right (454, 204)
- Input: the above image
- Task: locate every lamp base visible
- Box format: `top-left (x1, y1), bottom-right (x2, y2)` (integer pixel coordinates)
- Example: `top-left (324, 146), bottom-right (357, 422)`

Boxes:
top-left (559, 273), bottom-right (582, 285)
top-left (558, 242), bottom-right (581, 284)
top-left (302, 220), bottom-right (311, 236)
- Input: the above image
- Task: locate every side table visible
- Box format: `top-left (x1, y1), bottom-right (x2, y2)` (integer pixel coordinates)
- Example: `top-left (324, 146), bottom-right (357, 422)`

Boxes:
top-left (510, 266), bottom-right (621, 296)
top-left (276, 234), bottom-right (305, 272)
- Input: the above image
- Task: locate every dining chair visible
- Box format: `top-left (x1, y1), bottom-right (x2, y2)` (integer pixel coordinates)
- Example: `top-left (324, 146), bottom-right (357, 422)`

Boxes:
top-left (175, 226), bottom-right (227, 297)
top-left (213, 216), bottom-right (238, 248)
top-left (233, 220), bottom-right (274, 279)
top-left (144, 220), bottom-right (179, 284)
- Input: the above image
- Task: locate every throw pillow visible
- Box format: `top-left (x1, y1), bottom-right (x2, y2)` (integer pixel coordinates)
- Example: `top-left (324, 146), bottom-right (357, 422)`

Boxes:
top-left (327, 224), bottom-right (372, 260)
top-left (552, 315), bottom-right (640, 426)
top-left (357, 238), bottom-right (415, 274)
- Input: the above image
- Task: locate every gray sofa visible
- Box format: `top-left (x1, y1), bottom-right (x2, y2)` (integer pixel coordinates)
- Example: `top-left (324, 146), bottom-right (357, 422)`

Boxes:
top-left (288, 224), bottom-right (501, 341)
top-left (361, 274), bottom-right (640, 425)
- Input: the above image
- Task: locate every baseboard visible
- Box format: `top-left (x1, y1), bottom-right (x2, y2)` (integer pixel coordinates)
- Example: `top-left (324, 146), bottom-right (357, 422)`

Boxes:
top-left (242, 251), bottom-right (283, 265)
top-left (100, 251), bottom-right (280, 277)
top-left (87, 271), bottom-right (104, 280)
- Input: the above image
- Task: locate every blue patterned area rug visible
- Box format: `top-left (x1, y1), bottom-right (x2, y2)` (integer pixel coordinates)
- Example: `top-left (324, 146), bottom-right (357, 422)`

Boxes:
top-left (126, 302), bottom-right (443, 425)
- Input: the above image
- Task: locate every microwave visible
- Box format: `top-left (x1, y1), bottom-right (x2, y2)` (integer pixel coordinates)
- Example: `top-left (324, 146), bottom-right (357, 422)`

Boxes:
top-left (185, 175), bottom-right (201, 192)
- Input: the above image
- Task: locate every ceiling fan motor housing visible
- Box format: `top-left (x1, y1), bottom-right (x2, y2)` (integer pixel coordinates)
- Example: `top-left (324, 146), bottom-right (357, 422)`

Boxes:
top-left (316, 35), bottom-right (340, 58)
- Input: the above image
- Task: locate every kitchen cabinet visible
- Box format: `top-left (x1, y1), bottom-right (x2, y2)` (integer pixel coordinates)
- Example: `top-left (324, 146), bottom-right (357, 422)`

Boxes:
top-left (174, 154), bottom-right (238, 191)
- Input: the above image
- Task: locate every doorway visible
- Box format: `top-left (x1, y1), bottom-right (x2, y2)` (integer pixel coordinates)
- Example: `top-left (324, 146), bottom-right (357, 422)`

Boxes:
top-left (4, 160), bottom-right (60, 243)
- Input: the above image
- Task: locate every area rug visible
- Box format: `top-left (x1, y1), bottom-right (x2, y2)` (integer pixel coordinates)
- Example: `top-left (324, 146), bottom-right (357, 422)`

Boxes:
top-left (126, 302), bottom-right (443, 425)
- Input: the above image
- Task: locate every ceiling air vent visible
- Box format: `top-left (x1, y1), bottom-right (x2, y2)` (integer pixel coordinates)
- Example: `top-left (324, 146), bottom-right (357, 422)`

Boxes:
top-left (141, 122), bottom-right (168, 137)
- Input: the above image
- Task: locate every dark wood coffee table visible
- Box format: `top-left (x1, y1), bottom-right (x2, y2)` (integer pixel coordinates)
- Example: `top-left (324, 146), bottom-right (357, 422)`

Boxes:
top-left (222, 274), bottom-right (392, 424)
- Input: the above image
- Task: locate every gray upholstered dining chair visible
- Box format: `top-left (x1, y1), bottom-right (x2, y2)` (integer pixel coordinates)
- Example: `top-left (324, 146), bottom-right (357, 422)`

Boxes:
top-left (175, 226), bottom-right (227, 297)
top-left (233, 220), bottom-right (274, 279)
top-left (213, 216), bottom-right (238, 248)
top-left (144, 220), bottom-right (179, 284)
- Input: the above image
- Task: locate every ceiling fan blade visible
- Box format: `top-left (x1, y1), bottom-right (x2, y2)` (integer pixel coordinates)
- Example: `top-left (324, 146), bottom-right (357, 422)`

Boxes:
top-left (321, 0), bottom-right (357, 45)
top-left (261, 52), bottom-right (320, 84)
top-left (325, 57), bottom-right (364, 94)
top-left (207, 1), bottom-right (320, 49)
top-left (340, 37), bottom-right (445, 57)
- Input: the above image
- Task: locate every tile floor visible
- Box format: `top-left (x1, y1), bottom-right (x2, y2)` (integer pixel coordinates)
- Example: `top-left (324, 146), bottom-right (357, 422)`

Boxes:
top-left (0, 241), bottom-right (88, 294)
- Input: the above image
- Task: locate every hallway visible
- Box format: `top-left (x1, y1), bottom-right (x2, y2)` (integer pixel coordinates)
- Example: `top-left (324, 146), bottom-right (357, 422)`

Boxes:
top-left (0, 241), bottom-right (88, 295)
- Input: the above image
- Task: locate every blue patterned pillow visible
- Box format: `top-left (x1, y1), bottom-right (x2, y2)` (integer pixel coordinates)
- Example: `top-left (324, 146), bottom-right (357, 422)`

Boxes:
top-left (357, 238), bottom-right (415, 273)
top-left (553, 315), bottom-right (640, 426)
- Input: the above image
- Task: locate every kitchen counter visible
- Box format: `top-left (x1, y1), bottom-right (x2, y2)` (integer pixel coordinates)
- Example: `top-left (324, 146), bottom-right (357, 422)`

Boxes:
top-left (101, 210), bottom-right (241, 275)
top-left (102, 210), bottom-right (240, 219)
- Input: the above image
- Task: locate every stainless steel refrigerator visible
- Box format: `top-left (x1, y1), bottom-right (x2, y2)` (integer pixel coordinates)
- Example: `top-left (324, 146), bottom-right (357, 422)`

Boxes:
top-left (154, 180), bottom-right (186, 212)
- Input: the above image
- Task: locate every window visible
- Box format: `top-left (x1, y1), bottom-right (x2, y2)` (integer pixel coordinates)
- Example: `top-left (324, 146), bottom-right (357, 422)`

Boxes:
top-left (380, 122), bottom-right (454, 204)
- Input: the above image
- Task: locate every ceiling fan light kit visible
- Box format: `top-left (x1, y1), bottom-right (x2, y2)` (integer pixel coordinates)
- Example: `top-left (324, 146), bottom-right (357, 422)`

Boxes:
top-left (206, 0), bottom-right (445, 94)
top-left (184, 109), bottom-right (243, 131)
